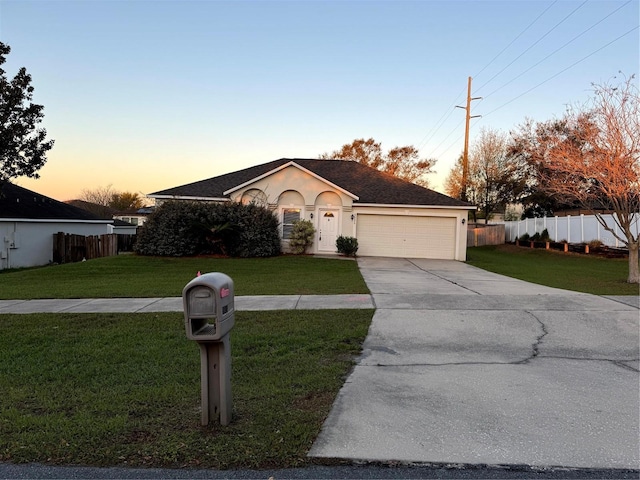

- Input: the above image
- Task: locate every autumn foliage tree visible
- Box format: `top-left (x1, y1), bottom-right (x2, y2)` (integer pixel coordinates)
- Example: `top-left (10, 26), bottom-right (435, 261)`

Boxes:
top-left (320, 138), bottom-right (436, 187)
top-left (80, 185), bottom-right (147, 211)
top-left (445, 128), bottom-right (525, 223)
top-left (0, 42), bottom-right (54, 183)
top-left (512, 76), bottom-right (639, 284)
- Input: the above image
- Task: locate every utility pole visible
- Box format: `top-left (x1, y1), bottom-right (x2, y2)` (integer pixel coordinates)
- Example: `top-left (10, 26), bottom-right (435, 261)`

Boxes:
top-left (456, 76), bottom-right (482, 203)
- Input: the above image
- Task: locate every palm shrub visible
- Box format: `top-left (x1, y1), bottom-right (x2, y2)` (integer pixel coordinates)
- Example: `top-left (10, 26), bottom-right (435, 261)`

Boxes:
top-left (288, 220), bottom-right (315, 254)
top-left (336, 235), bottom-right (358, 257)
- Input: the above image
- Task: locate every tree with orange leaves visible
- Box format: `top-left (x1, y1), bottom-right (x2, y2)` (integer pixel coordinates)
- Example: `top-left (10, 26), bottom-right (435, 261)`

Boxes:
top-left (512, 75), bottom-right (639, 284)
top-left (320, 138), bottom-right (436, 187)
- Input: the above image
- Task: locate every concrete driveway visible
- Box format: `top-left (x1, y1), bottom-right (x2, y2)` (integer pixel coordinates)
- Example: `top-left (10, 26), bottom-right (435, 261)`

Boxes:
top-left (309, 258), bottom-right (640, 469)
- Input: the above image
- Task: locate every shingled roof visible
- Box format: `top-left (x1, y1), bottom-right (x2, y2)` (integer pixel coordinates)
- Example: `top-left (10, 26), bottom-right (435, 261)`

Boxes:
top-left (150, 158), bottom-right (472, 208)
top-left (0, 182), bottom-right (110, 221)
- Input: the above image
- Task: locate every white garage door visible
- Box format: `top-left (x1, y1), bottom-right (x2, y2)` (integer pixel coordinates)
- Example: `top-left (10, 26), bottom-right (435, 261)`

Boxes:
top-left (356, 214), bottom-right (457, 259)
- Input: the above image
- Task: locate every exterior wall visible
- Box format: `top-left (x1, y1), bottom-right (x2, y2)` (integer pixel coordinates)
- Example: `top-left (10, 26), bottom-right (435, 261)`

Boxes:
top-left (229, 165), bottom-right (356, 208)
top-left (108, 224), bottom-right (138, 235)
top-left (113, 214), bottom-right (148, 227)
top-left (229, 165), bottom-right (357, 254)
top-left (0, 220), bottom-right (110, 270)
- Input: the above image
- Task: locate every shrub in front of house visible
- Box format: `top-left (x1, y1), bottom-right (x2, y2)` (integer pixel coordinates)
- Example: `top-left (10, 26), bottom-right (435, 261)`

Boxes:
top-left (336, 235), bottom-right (358, 257)
top-left (135, 201), bottom-right (281, 257)
top-left (134, 201), bottom-right (209, 256)
top-left (288, 220), bottom-right (315, 254)
top-left (220, 202), bottom-right (282, 258)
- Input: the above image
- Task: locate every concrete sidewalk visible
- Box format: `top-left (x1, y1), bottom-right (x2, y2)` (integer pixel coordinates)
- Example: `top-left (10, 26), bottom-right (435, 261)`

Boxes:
top-left (309, 258), bottom-right (640, 470)
top-left (0, 294), bottom-right (374, 314)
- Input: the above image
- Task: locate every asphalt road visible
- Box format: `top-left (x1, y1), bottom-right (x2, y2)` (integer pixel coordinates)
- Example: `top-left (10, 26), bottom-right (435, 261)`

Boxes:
top-left (0, 462), bottom-right (639, 480)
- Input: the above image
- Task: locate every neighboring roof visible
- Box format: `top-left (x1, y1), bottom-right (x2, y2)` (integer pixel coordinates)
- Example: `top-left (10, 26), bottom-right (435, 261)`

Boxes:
top-left (150, 158), bottom-right (473, 208)
top-left (0, 182), bottom-right (109, 221)
top-left (67, 201), bottom-right (155, 219)
top-left (114, 206), bottom-right (154, 216)
top-left (66, 199), bottom-right (118, 219)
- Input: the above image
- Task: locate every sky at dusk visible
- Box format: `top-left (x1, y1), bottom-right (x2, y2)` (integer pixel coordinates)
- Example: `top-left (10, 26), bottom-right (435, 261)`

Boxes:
top-left (1, 0), bottom-right (638, 202)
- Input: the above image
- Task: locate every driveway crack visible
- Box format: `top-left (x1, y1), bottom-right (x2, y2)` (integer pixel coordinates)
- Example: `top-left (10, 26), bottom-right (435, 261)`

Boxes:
top-left (517, 310), bottom-right (548, 364)
top-left (406, 259), bottom-right (482, 295)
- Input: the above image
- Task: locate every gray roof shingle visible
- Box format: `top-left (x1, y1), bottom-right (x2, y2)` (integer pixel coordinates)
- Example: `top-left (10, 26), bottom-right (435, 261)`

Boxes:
top-left (0, 182), bottom-right (108, 221)
top-left (150, 158), bottom-right (472, 208)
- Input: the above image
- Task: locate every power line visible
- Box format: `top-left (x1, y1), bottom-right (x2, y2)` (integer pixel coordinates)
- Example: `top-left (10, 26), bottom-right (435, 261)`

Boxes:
top-left (437, 116), bottom-right (484, 165)
top-left (426, 117), bottom-right (465, 158)
top-left (472, 0), bottom-right (558, 80)
top-left (482, 0), bottom-right (633, 100)
top-left (474, 0), bottom-right (588, 94)
top-left (417, 86), bottom-right (466, 150)
top-left (482, 25), bottom-right (639, 118)
top-left (417, 1), bottom-right (558, 153)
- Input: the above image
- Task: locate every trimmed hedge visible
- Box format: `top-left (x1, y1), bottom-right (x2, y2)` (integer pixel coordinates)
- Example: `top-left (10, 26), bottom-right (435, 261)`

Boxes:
top-left (135, 201), bottom-right (282, 257)
top-left (336, 235), bottom-right (359, 257)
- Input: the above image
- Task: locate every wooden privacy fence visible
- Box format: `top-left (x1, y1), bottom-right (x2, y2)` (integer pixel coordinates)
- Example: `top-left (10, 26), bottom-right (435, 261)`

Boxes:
top-left (53, 232), bottom-right (123, 264)
top-left (467, 223), bottom-right (505, 247)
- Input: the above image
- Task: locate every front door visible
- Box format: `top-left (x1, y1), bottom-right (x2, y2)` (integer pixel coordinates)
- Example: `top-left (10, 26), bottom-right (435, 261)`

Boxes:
top-left (318, 209), bottom-right (339, 252)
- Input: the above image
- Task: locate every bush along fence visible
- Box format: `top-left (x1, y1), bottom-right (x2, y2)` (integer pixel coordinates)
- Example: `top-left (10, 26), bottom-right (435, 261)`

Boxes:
top-left (467, 223), bottom-right (505, 247)
top-left (52, 232), bottom-right (134, 264)
top-left (500, 213), bottom-right (640, 248)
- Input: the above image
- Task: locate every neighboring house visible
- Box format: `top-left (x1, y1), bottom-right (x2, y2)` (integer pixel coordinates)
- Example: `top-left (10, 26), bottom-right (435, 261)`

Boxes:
top-left (0, 183), bottom-right (112, 270)
top-left (110, 218), bottom-right (138, 235)
top-left (113, 207), bottom-right (153, 227)
top-left (65, 200), bottom-right (153, 228)
top-left (67, 200), bottom-right (152, 229)
top-left (149, 158), bottom-right (475, 260)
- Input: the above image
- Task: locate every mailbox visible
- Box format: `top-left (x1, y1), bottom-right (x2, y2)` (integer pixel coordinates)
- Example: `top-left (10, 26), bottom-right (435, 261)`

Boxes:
top-left (183, 272), bottom-right (235, 426)
top-left (183, 272), bottom-right (235, 342)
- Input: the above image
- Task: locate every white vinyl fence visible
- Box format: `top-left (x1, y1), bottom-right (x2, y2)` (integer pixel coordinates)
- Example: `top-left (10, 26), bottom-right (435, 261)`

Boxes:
top-left (500, 213), bottom-right (640, 248)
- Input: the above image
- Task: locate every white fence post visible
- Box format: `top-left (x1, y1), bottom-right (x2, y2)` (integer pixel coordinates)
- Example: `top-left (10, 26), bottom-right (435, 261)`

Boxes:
top-left (500, 212), bottom-right (639, 248)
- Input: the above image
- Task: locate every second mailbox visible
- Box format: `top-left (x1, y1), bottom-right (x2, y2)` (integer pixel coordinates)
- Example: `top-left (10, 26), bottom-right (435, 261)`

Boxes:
top-left (183, 272), bottom-right (235, 341)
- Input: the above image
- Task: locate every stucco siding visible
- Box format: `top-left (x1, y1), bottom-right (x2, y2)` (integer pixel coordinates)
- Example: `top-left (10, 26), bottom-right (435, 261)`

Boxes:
top-left (230, 165), bottom-right (355, 208)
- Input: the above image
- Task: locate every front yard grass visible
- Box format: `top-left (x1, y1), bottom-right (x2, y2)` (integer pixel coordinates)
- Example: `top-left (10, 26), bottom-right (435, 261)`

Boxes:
top-left (0, 255), bottom-right (369, 299)
top-left (0, 309), bottom-right (373, 469)
top-left (467, 244), bottom-right (639, 295)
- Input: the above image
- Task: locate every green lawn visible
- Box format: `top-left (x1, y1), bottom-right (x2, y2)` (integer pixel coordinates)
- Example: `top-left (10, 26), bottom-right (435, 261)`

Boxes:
top-left (0, 309), bottom-right (373, 469)
top-left (467, 244), bottom-right (639, 295)
top-left (0, 255), bottom-right (369, 299)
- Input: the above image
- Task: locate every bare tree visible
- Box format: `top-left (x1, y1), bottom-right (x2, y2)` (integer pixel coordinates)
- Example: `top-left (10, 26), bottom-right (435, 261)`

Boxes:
top-left (320, 138), bottom-right (436, 187)
top-left (512, 75), bottom-right (639, 283)
top-left (79, 184), bottom-right (117, 207)
top-left (80, 185), bottom-right (147, 211)
top-left (445, 129), bottom-right (525, 223)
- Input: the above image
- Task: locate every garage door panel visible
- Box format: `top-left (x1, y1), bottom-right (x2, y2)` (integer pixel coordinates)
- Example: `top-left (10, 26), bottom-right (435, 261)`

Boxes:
top-left (357, 215), bottom-right (456, 259)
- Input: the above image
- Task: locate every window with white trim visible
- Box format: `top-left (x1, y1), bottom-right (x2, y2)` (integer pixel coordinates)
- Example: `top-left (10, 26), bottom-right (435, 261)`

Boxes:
top-left (282, 208), bottom-right (301, 239)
